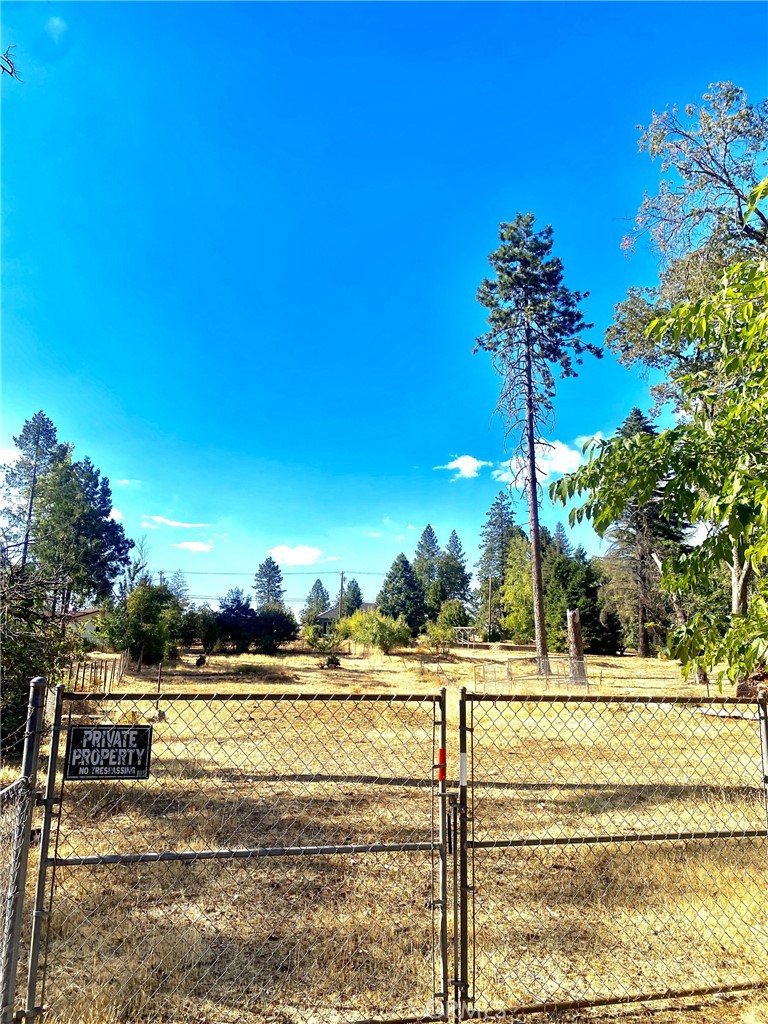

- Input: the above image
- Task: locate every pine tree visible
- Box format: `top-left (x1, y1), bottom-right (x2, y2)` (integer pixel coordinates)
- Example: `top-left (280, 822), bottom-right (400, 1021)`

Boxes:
top-left (543, 547), bottom-right (624, 655)
top-left (437, 530), bottom-right (472, 604)
top-left (475, 214), bottom-right (599, 667)
top-left (377, 554), bottom-right (426, 634)
top-left (2, 411), bottom-right (70, 564)
top-left (33, 455), bottom-right (133, 612)
top-left (302, 578), bottom-right (331, 625)
top-left (413, 525), bottom-right (441, 594)
top-left (476, 491), bottom-right (524, 638)
top-left (342, 578), bottom-right (364, 616)
top-left (253, 556), bottom-right (285, 608)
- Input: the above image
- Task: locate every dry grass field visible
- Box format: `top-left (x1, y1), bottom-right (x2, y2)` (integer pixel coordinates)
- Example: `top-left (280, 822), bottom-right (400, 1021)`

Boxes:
top-left (14, 642), bottom-right (768, 1024)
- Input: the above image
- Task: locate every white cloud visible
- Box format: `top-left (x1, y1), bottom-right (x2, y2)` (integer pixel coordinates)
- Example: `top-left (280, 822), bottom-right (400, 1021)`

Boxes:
top-left (108, 508), bottom-right (123, 522)
top-left (269, 544), bottom-right (323, 566)
top-left (407, 524), bottom-right (415, 530)
top-left (145, 515), bottom-right (211, 529)
top-left (45, 16), bottom-right (68, 43)
top-left (493, 440), bottom-right (586, 486)
top-left (0, 448), bottom-right (20, 465)
top-left (434, 455), bottom-right (493, 480)
top-left (367, 532), bottom-right (382, 539)
top-left (173, 540), bottom-right (213, 553)
top-left (574, 432), bottom-right (604, 451)
top-left (140, 522), bottom-right (159, 530)
top-left (115, 479), bottom-right (141, 488)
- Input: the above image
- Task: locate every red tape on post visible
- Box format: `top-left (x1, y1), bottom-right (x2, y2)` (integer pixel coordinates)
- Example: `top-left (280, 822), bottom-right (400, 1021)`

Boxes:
top-left (438, 747), bottom-right (446, 782)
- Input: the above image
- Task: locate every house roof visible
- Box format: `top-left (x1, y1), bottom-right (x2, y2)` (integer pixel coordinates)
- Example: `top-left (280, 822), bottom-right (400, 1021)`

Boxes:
top-left (316, 602), bottom-right (377, 620)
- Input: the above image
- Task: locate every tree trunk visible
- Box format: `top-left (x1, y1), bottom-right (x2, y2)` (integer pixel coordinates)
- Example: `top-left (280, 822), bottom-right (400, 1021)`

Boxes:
top-left (637, 603), bottom-right (651, 658)
top-left (731, 544), bottom-right (752, 615)
top-left (20, 430), bottom-right (42, 567)
top-left (524, 328), bottom-right (550, 676)
top-left (567, 608), bottom-right (587, 683)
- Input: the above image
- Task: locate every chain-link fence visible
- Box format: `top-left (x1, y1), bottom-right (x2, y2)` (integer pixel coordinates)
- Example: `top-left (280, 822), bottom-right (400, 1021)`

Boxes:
top-left (1, 679), bottom-right (46, 1024)
top-left (1, 777), bottom-right (34, 1023)
top-left (464, 693), bottom-right (768, 1016)
top-left (35, 691), bottom-right (447, 1024)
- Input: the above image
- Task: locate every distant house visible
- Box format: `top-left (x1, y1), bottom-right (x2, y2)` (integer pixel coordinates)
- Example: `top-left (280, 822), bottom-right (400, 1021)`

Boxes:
top-left (68, 608), bottom-right (106, 644)
top-left (316, 602), bottom-right (377, 634)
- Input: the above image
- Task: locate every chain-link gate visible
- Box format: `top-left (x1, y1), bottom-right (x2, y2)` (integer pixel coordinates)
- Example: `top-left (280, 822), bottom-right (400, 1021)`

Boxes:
top-left (15, 686), bottom-right (768, 1023)
top-left (31, 690), bottom-right (448, 1024)
top-left (460, 691), bottom-right (768, 1018)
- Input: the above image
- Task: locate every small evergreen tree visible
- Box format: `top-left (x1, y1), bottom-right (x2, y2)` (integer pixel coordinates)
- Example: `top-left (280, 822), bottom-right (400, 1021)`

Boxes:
top-left (253, 556), bottom-right (285, 608)
top-left (342, 578), bottom-right (364, 616)
top-left (302, 578), bottom-right (331, 625)
top-left (377, 554), bottom-right (426, 634)
top-left (219, 588), bottom-right (259, 653)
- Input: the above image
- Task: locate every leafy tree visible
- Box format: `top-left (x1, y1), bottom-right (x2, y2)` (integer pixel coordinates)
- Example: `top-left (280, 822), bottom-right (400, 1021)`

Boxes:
top-left (346, 608), bottom-right (411, 654)
top-left (413, 525), bottom-right (441, 594)
top-left (168, 569), bottom-right (190, 607)
top-left (32, 455), bottom-right (133, 613)
top-left (219, 588), bottom-right (259, 653)
top-left (122, 578), bottom-right (182, 667)
top-left (2, 411), bottom-right (70, 565)
top-left (500, 533), bottom-right (535, 643)
top-left (253, 556), bottom-right (285, 608)
top-left (624, 82), bottom-right (768, 261)
top-left (377, 554), bottom-right (426, 634)
top-left (475, 215), bottom-right (599, 667)
top-left (252, 604), bottom-right (298, 654)
top-left (341, 578), bottom-right (364, 617)
top-left (437, 530), bottom-right (471, 604)
top-left (608, 83), bottom-right (768, 410)
top-left (0, 557), bottom-right (78, 754)
top-left (475, 491), bottom-right (525, 639)
top-left (302, 578), bottom-right (331, 625)
top-left (194, 605), bottom-right (222, 654)
top-left (437, 599), bottom-right (469, 628)
top-left (552, 254), bottom-right (768, 682)
top-left (425, 621), bottom-right (454, 655)
top-left (604, 409), bottom-right (688, 656)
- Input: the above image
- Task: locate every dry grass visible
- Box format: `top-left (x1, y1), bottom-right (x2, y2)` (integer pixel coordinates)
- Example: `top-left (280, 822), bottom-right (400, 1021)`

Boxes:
top-left (19, 644), bottom-right (768, 1023)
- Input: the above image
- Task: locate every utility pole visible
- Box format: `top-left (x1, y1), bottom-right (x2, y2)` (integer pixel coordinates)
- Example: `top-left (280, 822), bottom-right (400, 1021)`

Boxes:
top-left (338, 572), bottom-right (345, 622)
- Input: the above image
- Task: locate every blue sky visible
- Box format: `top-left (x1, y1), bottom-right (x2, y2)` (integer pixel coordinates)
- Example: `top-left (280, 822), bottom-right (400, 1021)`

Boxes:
top-left (2, 1), bottom-right (767, 611)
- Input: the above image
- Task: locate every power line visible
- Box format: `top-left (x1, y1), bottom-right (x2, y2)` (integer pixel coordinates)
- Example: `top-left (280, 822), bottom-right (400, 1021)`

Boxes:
top-left (158, 569), bottom-right (387, 577)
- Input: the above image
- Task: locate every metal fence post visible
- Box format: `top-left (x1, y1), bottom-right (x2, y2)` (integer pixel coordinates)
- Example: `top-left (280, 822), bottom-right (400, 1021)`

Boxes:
top-left (456, 688), bottom-right (469, 1022)
top-left (26, 685), bottom-right (64, 1022)
top-left (758, 696), bottom-right (768, 825)
top-left (437, 689), bottom-right (449, 1021)
top-left (0, 678), bottom-right (46, 1024)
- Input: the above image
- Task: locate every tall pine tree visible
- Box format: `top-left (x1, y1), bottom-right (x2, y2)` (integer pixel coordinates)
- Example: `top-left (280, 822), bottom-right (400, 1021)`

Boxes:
top-left (413, 525), bottom-right (441, 595)
top-left (475, 214), bottom-right (600, 668)
top-left (302, 578), bottom-right (331, 625)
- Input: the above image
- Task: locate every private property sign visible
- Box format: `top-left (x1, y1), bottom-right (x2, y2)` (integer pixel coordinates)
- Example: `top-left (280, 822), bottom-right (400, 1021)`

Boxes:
top-left (64, 726), bottom-right (152, 780)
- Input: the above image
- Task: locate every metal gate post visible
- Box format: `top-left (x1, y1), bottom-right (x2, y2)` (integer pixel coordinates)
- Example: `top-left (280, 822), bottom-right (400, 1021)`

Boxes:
top-left (25, 686), bottom-right (64, 1022)
top-left (758, 696), bottom-right (768, 825)
top-left (437, 689), bottom-right (449, 1021)
top-left (1, 678), bottom-right (46, 1024)
top-left (456, 689), bottom-right (470, 1022)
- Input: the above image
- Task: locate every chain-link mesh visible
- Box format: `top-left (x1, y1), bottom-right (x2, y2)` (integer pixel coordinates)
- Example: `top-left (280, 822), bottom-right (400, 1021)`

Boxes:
top-left (466, 694), bottom-right (768, 1014)
top-left (0, 776), bottom-right (33, 1021)
top-left (41, 692), bottom-right (444, 1024)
